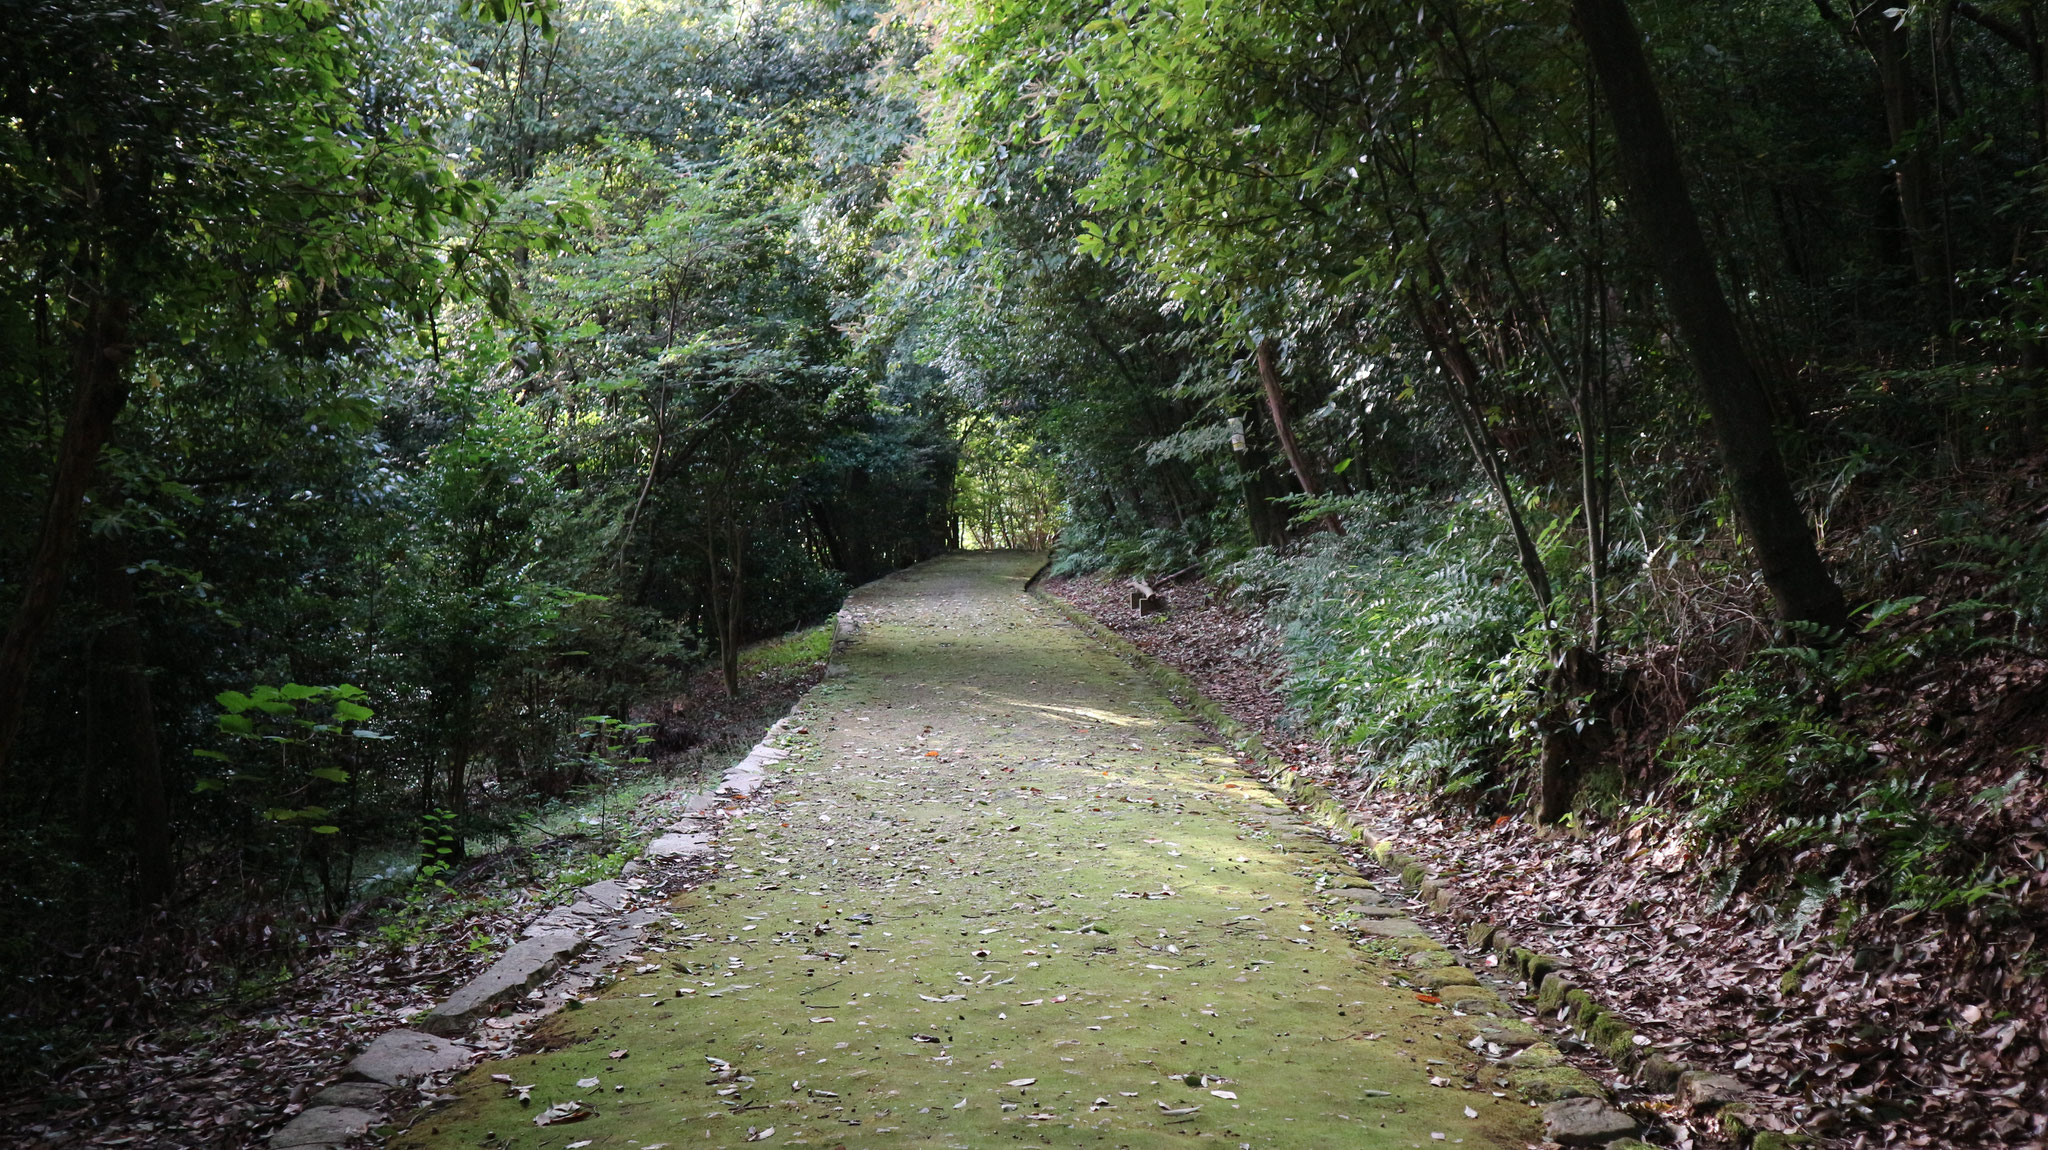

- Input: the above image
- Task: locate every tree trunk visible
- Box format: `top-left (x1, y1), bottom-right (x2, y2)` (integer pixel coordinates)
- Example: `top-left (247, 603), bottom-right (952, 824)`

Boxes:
top-left (439, 652), bottom-right (475, 862)
top-left (1253, 338), bottom-right (1343, 535)
top-left (92, 540), bottom-right (174, 910)
top-left (1535, 646), bottom-right (1607, 824)
top-left (1854, 7), bottom-right (1946, 308)
top-left (1571, 0), bottom-right (1849, 632)
top-left (720, 524), bottom-right (744, 697)
top-left (1240, 457), bottom-right (1293, 549)
top-left (1410, 298), bottom-right (1556, 613)
top-left (446, 732), bottom-right (469, 862)
top-left (0, 296), bottom-right (133, 774)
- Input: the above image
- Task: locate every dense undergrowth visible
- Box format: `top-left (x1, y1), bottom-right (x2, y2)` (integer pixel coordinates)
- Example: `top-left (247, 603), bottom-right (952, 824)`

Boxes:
top-left (1145, 457), bottom-right (2048, 936)
top-left (0, 624), bottom-right (827, 1084)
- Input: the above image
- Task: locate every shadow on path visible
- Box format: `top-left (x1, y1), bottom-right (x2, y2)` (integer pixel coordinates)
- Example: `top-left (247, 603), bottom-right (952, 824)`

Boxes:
top-left (397, 551), bottom-right (1544, 1149)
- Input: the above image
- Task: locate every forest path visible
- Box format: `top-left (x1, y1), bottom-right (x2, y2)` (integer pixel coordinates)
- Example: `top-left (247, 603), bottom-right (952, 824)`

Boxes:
top-left (397, 551), bottom-right (1541, 1150)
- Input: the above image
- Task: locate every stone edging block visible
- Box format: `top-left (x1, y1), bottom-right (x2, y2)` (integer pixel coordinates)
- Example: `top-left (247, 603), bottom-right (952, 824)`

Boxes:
top-left (266, 703), bottom-right (813, 1147)
top-left (417, 930), bottom-right (587, 1036)
top-left (267, 1105), bottom-right (381, 1148)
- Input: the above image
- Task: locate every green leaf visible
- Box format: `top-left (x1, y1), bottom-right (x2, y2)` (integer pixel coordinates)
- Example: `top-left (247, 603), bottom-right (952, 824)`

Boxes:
top-left (309, 767), bottom-right (350, 783)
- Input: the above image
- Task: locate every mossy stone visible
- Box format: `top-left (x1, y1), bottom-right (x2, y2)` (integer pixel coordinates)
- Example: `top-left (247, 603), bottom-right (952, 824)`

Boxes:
top-left (1511, 1065), bottom-right (1607, 1102)
top-left (1441, 984), bottom-right (1501, 1010)
top-left (1587, 1011), bottom-right (1633, 1052)
top-left (1421, 966), bottom-right (1481, 988)
top-left (1639, 1054), bottom-right (1685, 1093)
top-left (1505, 1042), bottom-right (1565, 1069)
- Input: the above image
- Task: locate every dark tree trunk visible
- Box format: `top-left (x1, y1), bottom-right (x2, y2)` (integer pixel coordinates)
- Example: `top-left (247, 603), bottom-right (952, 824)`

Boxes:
top-left (1572, 0), bottom-right (1850, 632)
top-left (1241, 457), bottom-right (1294, 549)
top-left (1858, 11), bottom-right (1944, 295)
top-left (92, 540), bottom-right (173, 909)
top-left (446, 731), bottom-right (470, 862)
top-left (1410, 298), bottom-right (1556, 613)
top-left (1535, 646), bottom-right (1608, 825)
top-left (0, 297), bottom-right (132, 774)
top-left (720, 529), bottom-right (744, 697)
top-left (438, 654), bottom-right (476, 863)
top-left (1253, 338), bottom-right (1343, 535)
top-left (705, 516), bottom-right (746, 698)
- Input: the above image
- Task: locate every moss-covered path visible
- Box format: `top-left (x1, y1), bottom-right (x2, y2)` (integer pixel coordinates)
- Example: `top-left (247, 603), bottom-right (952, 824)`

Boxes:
top-left (401, 551), bottom-right (1544, 1150)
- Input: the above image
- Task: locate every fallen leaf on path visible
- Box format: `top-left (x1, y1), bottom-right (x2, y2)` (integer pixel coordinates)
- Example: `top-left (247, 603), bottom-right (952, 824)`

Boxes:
top-left (534, 1101), bottom-right (591, 1126)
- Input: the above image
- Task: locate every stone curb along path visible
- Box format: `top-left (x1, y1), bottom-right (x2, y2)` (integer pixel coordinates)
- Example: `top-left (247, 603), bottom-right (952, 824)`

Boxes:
top-left (266, 725), bottom-right (800, 1148)
top-left (1036, 588), bottom-right (1805, 1150)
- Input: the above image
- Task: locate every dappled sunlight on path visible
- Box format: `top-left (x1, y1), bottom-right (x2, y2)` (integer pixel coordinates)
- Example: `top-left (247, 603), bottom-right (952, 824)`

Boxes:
top-left (397, 551), bottom-right (1542, 1150)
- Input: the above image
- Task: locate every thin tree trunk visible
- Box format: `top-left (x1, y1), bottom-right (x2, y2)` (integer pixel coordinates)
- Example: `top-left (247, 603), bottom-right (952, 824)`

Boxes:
top-left (1410, 298), bottom-right (1556, 613)
top-left (1252, 338), bottom-right (1343, 535)
top-left (1572, 0), bottom-right (1849, 632)
top-left (1856, 9), bottom-right (1946, 303)
top-left (0, 297), bottom-right (133, 774)
top-left (92, 540), bottom-right (173, 910)
top-left (1536, 645), bottom-right (1606, 824)
top-left (446, 732), bottom-right (469, 861)
top-left (720, 522), bottom-right (744, 697)
top-left (441, 652), bottom-right (475, 862)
